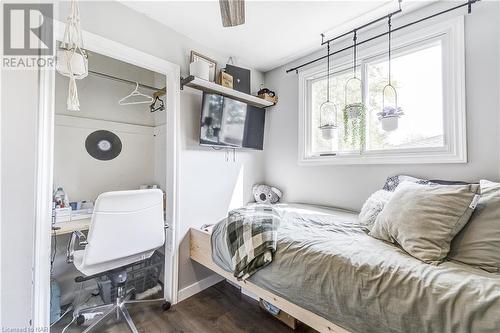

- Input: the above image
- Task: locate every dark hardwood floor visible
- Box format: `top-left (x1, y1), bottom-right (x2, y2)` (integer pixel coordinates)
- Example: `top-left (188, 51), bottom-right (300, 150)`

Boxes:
top-left (54, 281), bottom-right (317, 333)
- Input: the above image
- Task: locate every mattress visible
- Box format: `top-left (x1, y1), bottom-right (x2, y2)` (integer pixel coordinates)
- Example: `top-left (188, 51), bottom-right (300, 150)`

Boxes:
top-left (211, 203), bottom-right (500, 333)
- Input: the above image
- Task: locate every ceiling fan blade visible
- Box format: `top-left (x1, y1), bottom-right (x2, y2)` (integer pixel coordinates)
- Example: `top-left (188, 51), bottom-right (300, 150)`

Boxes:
top-left (219, 0), bottom-right (245, 27)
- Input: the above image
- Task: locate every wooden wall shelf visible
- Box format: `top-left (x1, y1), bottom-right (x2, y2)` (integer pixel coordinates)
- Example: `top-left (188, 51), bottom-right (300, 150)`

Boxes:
top-left (181, 76), bottom-right (274, 109)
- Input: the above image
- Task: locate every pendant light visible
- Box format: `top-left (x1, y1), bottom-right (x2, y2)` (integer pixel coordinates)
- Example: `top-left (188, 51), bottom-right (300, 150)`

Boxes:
top-left (344, 30), bottom-right (364, 120)
top-left (318, 41), bottom-right (338, 140)
top-left (378, 15), bottom-right (404, 132)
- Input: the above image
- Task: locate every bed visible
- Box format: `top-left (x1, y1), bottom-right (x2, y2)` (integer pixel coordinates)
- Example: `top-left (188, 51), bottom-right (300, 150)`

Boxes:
top-left (190, 203), bottom-right (500, 333)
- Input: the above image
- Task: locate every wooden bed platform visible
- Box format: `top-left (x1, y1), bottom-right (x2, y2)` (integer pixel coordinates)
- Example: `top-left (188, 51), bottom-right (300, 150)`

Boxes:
top-left (190, 227), bottom-right (350, 333)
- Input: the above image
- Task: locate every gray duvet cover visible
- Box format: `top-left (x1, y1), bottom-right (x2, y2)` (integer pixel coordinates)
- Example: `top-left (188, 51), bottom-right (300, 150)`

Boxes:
top-left (211, 203), bottom-right (500, 333)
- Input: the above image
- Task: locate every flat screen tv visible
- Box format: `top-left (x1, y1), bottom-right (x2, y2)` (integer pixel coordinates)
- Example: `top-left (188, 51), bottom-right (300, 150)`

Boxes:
top-left (200, 93), bottom-right (265, 150)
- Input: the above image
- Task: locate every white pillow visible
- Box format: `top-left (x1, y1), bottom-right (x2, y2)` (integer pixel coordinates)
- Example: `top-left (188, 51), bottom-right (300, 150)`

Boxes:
top-left (358, 190), bottom-right (392, 231)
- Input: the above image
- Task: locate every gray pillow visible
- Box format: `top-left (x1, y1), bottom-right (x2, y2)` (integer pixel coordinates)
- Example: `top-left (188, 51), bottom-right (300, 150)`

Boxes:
top-left (448, 180), bottom-right (500, 273)
top-left (382, 175), bottom-right (430, 191)
top-left (382, 174), bottom-right (471, 192)
top-left (358, 190), bottom-right (393, 232)
top-left (369, 181), bottom-right (480, 264)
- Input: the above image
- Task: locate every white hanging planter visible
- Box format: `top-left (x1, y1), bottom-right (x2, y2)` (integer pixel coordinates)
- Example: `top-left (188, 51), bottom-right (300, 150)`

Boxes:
top-left (380, 115), bottom-right (400, 132)
top-left (378, 84), bottom-right (404, 132)
top-left (317, 43), bottom-right (339, 142)
top-left (319, 124), bottom-right (337, 140)
top-left (56, 49), bottom-right (88, 78)
top-left (378, 21), bottom-right (404, 133)
top-left (56, 0), bottom-right (88, 111)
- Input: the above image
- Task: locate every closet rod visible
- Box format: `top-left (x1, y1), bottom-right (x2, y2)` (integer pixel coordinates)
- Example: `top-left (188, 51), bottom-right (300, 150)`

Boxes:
top-left (286, 0), bottom-right (479, 74)
top-left (88, 70), bottom-right (162, 91)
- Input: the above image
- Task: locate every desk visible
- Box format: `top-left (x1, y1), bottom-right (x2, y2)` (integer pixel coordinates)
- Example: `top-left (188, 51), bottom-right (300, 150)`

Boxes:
top-left (52, 218), bottom-right (91, 235)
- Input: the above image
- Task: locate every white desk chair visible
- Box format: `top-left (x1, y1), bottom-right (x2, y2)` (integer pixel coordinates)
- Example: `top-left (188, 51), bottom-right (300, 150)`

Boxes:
top-left (67, 189), bottom-right (168, 333)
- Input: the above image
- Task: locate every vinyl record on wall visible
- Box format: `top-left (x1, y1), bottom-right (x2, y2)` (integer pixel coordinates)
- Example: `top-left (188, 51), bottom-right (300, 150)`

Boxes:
top-left (85, 130), bottom-right (122, 161)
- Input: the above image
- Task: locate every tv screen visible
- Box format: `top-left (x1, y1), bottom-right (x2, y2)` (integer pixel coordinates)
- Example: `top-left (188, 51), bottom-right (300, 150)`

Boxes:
top-left (200, 93), bottom-right (265, 150)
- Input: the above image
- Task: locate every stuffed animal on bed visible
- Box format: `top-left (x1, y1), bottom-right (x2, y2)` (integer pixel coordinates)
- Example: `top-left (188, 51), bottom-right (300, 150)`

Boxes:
top-left (252, 184), bottom-right (282, 204)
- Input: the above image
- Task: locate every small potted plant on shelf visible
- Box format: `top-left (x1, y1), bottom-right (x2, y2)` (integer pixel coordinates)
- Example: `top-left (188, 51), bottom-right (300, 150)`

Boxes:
top-left (377, 106), bottom-right (404, 132)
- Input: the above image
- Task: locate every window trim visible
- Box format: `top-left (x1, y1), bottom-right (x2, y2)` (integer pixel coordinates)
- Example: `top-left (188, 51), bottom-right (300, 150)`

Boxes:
top-left (298, 16), bottom-right (466, 166)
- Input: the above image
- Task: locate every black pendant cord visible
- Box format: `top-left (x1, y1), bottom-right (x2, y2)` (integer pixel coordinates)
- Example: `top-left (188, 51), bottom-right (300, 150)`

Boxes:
top-left (388, 16), bottom-right (392, 85)
top-left (353, 30), bottom-right (358, 78)
top-left (287, 0), bottom-right (480, 74)
top-left (326, 42), bottom-right (331, 102)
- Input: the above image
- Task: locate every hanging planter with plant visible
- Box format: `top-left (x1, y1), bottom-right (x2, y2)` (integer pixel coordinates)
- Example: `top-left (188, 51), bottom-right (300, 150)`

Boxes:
top-left (343, 102), bottom-right (366, 148)
top-left (378, 15), bottom-right (404, 132)
top-left (56, 0), bottom-right (88, 111)
top-left (318, 40), bottom-right (339, 140)
top-left (343, 30), bottom-right (366, 149)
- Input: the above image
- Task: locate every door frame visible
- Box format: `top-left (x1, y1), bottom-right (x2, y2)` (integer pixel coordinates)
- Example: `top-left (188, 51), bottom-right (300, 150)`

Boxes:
top-left (32, 20), bottom-right (181, 329)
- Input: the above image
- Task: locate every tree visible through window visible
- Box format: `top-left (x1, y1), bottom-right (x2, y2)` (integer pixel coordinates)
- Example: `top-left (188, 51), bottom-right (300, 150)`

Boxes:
top-left (366, 42), bottom-right (443, 151)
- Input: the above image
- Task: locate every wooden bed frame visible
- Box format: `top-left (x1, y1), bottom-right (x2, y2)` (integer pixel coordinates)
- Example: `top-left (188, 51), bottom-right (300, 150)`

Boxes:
top-left (190, 228), bottom-right (351, 333)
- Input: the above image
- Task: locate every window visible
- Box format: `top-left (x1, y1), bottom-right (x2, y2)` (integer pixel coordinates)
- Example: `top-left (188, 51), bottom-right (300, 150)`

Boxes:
top-left (299, 17), bottom-right (466, 165)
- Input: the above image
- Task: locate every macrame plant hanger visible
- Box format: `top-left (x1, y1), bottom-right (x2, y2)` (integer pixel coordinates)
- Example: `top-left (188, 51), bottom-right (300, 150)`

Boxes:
top-left (378, 15), bottom-right (404, 131)
top-left (318, 40), bottom-right (338, 140)
top-left (56, 0), bottom-right (88, 111)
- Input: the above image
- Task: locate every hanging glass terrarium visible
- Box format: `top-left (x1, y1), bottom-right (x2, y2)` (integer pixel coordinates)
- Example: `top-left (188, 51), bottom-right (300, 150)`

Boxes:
top-left (344, 31), bottom-right (365, 120)
top-left (377, 16), bottom-right (404, 132)
top-left (318, 42), bottom-right (338, 140)
top-left (343, 31), bottom-right (366, 149)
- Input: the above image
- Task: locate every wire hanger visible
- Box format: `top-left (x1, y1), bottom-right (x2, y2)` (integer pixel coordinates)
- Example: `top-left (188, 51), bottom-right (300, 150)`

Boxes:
top-left (119, 82), bottom-right (154, 106)
top-left (150, 96), bottom-right (165, 113)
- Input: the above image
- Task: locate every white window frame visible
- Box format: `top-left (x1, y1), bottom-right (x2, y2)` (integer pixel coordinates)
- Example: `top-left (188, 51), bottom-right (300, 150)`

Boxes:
top-left (298, 16), bottom-right (466, 166)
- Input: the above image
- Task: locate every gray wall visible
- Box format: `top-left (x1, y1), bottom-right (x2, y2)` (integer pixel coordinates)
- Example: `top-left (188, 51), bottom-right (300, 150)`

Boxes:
top-left (1, 0), bottom-right (264, 327)
top-left (263, 1), bottom-right (500, 211)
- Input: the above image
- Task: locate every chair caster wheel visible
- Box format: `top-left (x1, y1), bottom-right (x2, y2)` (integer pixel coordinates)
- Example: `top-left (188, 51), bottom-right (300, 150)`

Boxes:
top-left (162, 301), bottom-right (171, 311)
top-left (76, 314), bottom-right (85, 326)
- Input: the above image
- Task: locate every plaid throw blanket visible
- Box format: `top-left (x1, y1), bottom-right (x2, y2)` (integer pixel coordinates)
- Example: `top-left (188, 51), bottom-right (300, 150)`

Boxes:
top-left (226, 205), bottom-right (281, 280)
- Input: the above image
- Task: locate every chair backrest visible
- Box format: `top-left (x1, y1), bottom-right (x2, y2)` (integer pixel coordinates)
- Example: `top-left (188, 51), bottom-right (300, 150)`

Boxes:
top-left (81, 189), bottom-right (165, 270)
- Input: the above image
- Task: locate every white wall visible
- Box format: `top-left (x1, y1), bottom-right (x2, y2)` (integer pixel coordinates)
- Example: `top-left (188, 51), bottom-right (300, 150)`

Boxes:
top-left (177, 88), bottom-right (264, 288)
top-left (263, 1), bottom-right (500, 211)
top-left (1, 70), bottom-right (39, 329)
top-left (53, 117), bottom-right (157, 202)
top-left (1, 0), bottom-right (265, 326)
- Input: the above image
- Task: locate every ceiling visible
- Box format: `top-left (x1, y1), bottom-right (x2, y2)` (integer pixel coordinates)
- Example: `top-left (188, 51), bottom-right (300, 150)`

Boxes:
top-left (121, 1), bottom-right (429, 72)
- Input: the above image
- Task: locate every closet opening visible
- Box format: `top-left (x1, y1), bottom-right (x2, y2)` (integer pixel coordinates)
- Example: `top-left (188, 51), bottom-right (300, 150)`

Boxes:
top-left (33, 24), bottom-right (180, 331)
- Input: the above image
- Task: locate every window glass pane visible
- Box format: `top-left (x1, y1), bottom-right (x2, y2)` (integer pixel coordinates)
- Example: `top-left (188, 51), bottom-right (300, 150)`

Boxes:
top-left (366, 42), bottom-right (444, 151)
top-left (311, 68), bottom-right (361, 154)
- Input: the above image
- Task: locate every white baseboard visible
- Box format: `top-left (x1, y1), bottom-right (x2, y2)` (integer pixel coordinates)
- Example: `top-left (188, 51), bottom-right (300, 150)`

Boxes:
top-left (177, 273), bottom-right (224, 302)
